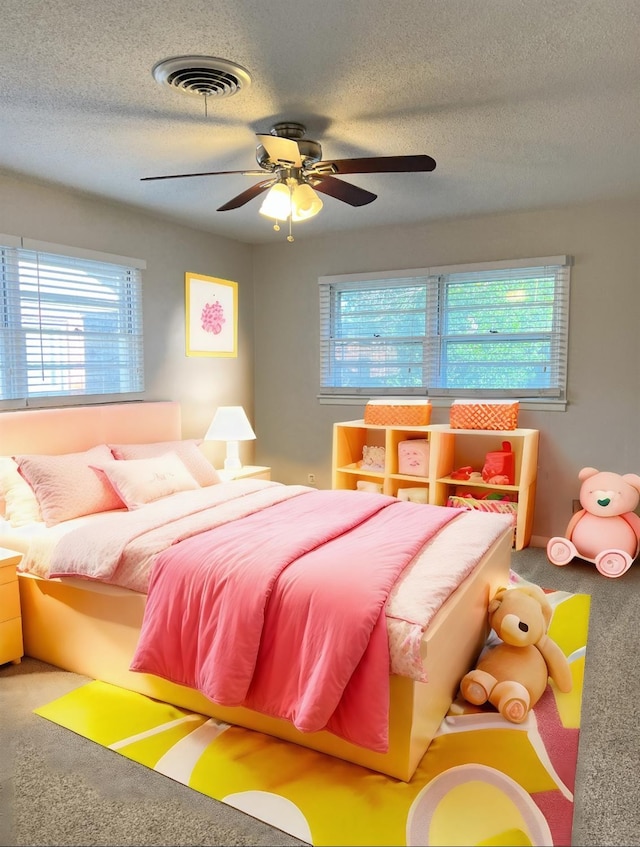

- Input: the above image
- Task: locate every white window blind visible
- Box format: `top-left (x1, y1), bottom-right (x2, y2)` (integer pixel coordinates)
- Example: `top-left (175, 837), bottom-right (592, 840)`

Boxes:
top-left (319, 256), bottom-right (571, 400)
top-left (0, 238), bottom-right (144, 403)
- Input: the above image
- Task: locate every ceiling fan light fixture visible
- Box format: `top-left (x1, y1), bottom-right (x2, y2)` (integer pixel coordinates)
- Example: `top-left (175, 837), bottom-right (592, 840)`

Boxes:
top-left (291, 183), bottom-right (323, 221)
top-left (259, 182), bottom-right (292, 220)
top-left (259, 179), bottom-right (324, 227)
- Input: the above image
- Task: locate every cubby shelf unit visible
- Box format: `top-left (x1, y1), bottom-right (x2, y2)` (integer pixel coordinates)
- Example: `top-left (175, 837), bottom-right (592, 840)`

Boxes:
top-left (332, 420), bottom-right (539, 550)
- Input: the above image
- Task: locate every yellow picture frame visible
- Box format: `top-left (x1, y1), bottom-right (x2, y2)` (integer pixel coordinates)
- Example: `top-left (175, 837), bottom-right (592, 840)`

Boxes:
top-left (185, 273), bottom-right (238, 357)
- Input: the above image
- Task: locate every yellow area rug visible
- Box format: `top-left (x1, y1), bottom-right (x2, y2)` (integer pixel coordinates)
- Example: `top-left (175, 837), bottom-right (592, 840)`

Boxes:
top-left (35, 586), bottom-right (589, 847)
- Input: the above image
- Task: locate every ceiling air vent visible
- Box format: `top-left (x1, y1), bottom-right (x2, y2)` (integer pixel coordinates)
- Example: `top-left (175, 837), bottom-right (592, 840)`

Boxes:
top-left (152, 55), bottom-right (251, 99)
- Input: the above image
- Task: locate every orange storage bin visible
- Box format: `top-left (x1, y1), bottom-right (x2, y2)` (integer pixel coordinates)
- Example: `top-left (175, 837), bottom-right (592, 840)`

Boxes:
top-left (449, 399), bottom-right (519, 431)
top-left (364, 398), bottom-right (431, 426)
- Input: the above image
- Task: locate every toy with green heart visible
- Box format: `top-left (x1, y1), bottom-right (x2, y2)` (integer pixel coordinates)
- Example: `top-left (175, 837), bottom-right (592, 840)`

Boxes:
top-left (547, 467), bottom-right (640, 578)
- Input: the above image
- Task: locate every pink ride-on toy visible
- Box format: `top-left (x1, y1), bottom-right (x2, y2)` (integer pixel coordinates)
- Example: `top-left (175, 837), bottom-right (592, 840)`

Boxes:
top-left (547, 467), bottom-right (640, 578)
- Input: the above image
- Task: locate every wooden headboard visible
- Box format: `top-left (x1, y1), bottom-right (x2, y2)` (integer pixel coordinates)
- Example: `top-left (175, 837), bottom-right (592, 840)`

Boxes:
top-left (0, 401), bottom-right (182, 456)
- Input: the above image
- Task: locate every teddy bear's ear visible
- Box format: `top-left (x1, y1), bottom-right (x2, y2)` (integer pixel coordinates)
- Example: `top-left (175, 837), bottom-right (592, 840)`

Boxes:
top-left (488, 586), bottom-right (507, 614)
top-left (578, 466), bottom-right (599, 481)
top-left (516, 583), bottom-right (553, 627)
top-left (622, 473), bottom-right (640, 493)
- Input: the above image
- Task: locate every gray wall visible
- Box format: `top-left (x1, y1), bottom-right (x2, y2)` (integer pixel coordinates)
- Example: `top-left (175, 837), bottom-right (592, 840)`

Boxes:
top-left (3, 170), bottom-right (639, 545)
top-left (0, 172), bottom-right (256, 470)
top-left (252, 197), bottom-right (640, 544)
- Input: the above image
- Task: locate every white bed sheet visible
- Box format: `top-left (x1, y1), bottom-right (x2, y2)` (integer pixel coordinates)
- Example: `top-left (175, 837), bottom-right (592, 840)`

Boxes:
top-left (1, 511), bottom-right (114, 557)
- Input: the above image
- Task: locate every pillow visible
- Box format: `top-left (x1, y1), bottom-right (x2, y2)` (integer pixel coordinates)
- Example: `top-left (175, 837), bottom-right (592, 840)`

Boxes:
top-left (0, 457), bottom-right (42, 526)
top-left (108, 439), bottom-right (220, 487)
top-left (13, 445), bottom-right (125, 527)
top-left (94, 453), bottom-right (200, 509)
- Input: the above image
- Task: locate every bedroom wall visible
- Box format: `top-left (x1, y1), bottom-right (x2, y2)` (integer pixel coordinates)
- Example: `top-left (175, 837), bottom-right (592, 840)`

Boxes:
top-left (3, 170), bottom-right (639, 545)
top-left (251, 196), bottom-right (640, 545)
top-left (0, 172), bottom-right (256, 470)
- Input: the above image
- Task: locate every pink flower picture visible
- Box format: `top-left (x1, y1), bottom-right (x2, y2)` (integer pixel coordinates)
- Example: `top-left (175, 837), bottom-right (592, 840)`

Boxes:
top-left (186, 273), bottom-right (237, 357)
top-left (201, 299), bottom-right (226, 335)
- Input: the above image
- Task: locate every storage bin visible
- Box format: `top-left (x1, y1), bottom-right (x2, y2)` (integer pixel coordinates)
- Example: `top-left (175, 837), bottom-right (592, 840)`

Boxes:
top-left (397, 487), bottom-right (428, 504)
top-left (364, 398), bottom-right (431, 426)
top-left (398, 439), bottom-right (430, 476)
top-left (446, 494), bottom-right (518, 525)
top-left (357, 480), bottom-right (383, 493)
top-left (449, 399), bottom-right (519, 431)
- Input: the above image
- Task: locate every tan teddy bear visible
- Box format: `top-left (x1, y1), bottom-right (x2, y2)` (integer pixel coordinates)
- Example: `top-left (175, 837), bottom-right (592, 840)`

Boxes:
top-left (459, 583), bottom-right (572, 723)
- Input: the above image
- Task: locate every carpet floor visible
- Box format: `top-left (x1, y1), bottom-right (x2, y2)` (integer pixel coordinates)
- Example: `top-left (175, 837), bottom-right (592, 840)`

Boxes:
top-left (33, 585), bottom-right (590, 847)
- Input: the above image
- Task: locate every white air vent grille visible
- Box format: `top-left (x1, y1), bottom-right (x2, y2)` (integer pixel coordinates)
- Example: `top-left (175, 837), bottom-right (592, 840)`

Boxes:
top-left (152, 56), bottom-right (251, 98)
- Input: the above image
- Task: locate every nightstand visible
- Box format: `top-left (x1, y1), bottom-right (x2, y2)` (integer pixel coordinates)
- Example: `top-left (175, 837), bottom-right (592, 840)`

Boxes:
top-left (0, 548), bottom-right (24, 666)
top-left (217, 465), bottom-right (271, 482)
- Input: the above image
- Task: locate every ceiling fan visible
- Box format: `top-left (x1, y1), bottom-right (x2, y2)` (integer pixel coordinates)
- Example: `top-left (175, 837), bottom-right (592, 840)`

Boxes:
top-left (141, 121), bottom-right (437, 216)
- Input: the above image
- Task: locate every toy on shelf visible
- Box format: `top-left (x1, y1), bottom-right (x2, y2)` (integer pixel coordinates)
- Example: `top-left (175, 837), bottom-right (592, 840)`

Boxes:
top-left (450, 440), bottom-right (515, 486)
top-left (547, 467), bottom-right (640, 578)
top-left (482, 441), bottom-right (515, 485)
top-left (359, 445), bottom-right (385, 471)
top-left (450, 465), bottom-right (480, 481)
top-left (459, 584), bottom-right (572, 723)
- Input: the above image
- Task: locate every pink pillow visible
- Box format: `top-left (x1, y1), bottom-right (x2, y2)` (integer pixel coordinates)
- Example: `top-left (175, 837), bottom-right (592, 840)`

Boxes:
top-left (13, 445), bottom-right (125, 527)
top-left (94, 453), bottom-right (200, 509)
top-left (108, 439), bottom-right (220, 487)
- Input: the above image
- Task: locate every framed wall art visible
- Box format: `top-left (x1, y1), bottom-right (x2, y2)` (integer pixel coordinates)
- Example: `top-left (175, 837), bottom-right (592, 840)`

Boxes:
top-left (185, 273), bottom-right (238, 357)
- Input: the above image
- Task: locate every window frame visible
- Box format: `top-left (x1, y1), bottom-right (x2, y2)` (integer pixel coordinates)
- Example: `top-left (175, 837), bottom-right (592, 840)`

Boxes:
top-left (318, 255), bottom-right (571, 406)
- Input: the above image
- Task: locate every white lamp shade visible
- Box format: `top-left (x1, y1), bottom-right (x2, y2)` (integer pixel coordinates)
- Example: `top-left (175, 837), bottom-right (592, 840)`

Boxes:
top-left (259, 183), bottom-right (291, 220)
top-left (291, 182), bottom-right (323, 221)
top-left (205, 406), bottom-right (256, 442)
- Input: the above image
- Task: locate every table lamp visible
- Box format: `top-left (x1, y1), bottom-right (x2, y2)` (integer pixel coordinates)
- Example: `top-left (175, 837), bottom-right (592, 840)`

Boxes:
top-left (205, 406), bottom-right (256, 471)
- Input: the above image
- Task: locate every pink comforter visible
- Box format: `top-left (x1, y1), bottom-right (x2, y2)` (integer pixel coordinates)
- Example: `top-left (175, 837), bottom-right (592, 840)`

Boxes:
top-left (130, 490), bottom-right (459, 752)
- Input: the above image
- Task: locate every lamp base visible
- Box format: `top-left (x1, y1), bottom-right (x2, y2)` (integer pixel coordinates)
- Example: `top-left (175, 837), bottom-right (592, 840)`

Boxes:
top-left (223, 441), bottom-right (242, 471)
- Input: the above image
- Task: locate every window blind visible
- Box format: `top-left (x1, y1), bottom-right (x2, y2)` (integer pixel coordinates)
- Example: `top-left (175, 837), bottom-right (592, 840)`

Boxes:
top-left (0, 239), bottom-right (144, 403)
top-left (319, 256), bottom-right (571, 400)
top-left (319, 273), bottom-right (432, 396)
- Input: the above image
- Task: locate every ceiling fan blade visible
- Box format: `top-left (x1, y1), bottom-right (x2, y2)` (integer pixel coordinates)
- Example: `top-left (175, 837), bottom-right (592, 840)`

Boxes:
top-left (256, 134), bottom-right (303, 168)
top-left (310, 175), bottom-right (377, 207)
top-left (141, 169), bottom-right (266, 182)
top-left (216, 178), bottom-right (276, 211)
top-left (311, 154), bottom-right (437, 175)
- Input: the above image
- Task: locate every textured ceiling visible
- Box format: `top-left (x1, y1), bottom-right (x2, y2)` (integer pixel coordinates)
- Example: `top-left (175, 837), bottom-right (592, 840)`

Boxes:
top-left (2, 0), bottom-right (639, 244)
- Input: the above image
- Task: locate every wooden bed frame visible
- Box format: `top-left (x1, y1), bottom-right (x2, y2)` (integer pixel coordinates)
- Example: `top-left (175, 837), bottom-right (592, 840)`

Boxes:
top-left (2, 401), bottom-right (512, 781)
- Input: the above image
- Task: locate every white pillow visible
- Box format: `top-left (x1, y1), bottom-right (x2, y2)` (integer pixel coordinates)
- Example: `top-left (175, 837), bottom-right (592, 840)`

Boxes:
top-left (94, 453), bottom-right (201, 509)
top-left (108, 439), bottom-right (220, 487)
top-left (0, 457), bottom-right (42, 526)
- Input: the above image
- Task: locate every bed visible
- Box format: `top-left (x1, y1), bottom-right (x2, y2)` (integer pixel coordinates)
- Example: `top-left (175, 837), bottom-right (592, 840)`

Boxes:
top-left (0, 401), bottom-right (513, 781)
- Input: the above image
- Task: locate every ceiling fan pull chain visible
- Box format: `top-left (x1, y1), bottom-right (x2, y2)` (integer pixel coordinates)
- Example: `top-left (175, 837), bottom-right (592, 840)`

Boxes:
top-left (287, 182), bottom-right (294, 242)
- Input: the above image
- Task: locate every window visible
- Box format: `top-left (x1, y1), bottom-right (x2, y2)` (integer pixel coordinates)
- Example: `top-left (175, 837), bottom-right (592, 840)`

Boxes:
top-left (319, 256), bottom-right (571, 402)
top-left (0, 236), bottom-right (144, 405)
